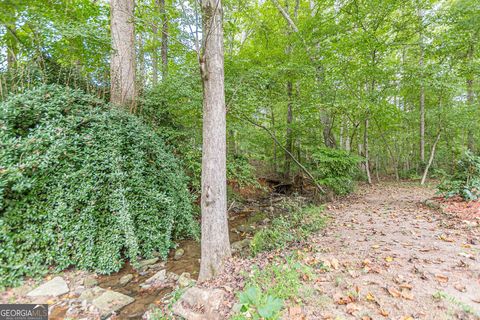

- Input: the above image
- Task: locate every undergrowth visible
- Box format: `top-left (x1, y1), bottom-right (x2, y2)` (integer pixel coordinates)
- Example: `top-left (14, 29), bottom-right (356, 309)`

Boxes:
top-left (250, 202), bottom-right (326, 255)
top-left (233, 255), bottom-right (315, 319)
top-left (437, 151), bottom-right (480, 201)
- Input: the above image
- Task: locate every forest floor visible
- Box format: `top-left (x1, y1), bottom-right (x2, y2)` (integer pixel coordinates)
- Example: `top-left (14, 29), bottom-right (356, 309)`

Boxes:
top-left (2, 182), bottom-right (480, 320)
top-left (202, 182), bottom-right (480, 320)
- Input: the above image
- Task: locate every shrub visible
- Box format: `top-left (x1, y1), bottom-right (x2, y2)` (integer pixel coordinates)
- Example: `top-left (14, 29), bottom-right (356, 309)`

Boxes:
top-left (0, 85), bottom-right (197, 287)
top-left (308, 148), bottom-right (362, 195)
top-left (437, 151), bottom-right (480, 201)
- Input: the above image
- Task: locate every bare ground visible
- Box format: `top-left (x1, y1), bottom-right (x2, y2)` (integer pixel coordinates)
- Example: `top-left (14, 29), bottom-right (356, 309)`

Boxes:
top-left (207, 182), bottom-right (480, 320)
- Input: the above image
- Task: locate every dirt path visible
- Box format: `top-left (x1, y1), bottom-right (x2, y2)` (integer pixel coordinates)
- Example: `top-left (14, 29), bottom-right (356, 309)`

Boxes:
top-left (303, 182), bottom-right (480, 319)
top-left (207, 182), bottom-right (480, 320)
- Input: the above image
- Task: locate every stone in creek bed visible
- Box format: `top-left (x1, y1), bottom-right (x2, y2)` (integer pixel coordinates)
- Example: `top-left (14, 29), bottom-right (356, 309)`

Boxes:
top-left (231, 239), bottom-right (251, 253)
top-left (174, 248), bottom-right (185, 260)
top-left (119, 274), bottom-right (134, 286)
top-left (236, 225), bottom-right (256, 233)
top-left (92, 290), bottom-right (135, 317)
top-left (27, 276), bottom-right (69, 297)
top-left (138, 257), bottom-right (159, 268)
top-left (177, 272), bottom-right (195, 288)
top-left (79, 286), bottom-right (135, 317)
top-left (83, 275), bottom-right (98, 288)
top-left (144, 269), bottom-right (167, 285)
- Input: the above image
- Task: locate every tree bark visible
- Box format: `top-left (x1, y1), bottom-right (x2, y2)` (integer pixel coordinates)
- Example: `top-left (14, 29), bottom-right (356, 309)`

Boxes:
top-left (152, 14), bottom-right (159, 85)
top-left (198, 0), bottom-right (231, 281)
top-left (364, 118), bottom-right (372, 185)
top-left (160, 0), bottom-right (168, 79)
top-left (271, 106), bottom-right (278, 173)
top-left (110, 0), bottom-right (136, 110)
top-left (284, 81), bottom-right (293, 180)
top-left (466, 43), bottom-right (475, 152)
top-left (418, 7), bottom-right (425, 164)
top-left (421, 132), bottom-right (441, 185)
top-left (137, 32), bottom-right (145, 93)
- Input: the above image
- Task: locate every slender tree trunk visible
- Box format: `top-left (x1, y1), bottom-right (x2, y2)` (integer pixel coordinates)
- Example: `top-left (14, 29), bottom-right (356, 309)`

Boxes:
top-left (160, 0), bottom-right (168, 79)
top-left (6, 20), bottom-right (17, 71)
top-left (137, 32), bottom-right (145, 93)
top-left (198, 0), bottom-right (231, 281)
top-left (418, 7), bottom-right (425, 164)
top-left (284, 81), bottom-right (293, 180)
top-left (364, 118), bottom-right (372, 185)
top-left (152, 16), bottom-right (159, 85)
top-left (110, 0), bottom-right (136, 110)
top-left (321, 112), bottom-right (336, 148)
top-left (271, 106), bottom-right (278, 174)
top-left (421, 132), bottom-right (441, 185)
top-left (466, 43), bottom-right (475, 152)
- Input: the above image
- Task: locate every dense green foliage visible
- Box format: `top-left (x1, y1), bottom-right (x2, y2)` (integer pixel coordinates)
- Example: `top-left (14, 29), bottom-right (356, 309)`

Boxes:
top-left (438, 151), bottom-right (480, 200)
top-left (250, 203), bottom-right (326, 255)
top-left (0, 86), bottom-right (197, 287)
top-left (3, 0), bottom-right (479, 192)
top-left (308, 148), bottom-right (362, 195)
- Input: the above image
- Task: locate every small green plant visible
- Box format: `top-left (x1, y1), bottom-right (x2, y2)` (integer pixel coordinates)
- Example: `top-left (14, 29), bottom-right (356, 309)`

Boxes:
top-left (250, 205), bottom-right (326, 255)
top-left (438, 151), bottom-right (480, 201)
top-left (234, 286), bottom-right (283, 320)
top-left (249, 256), bottom-right (315, 300)
top-left (432, 291), bottom-right (479, 316)
top-left (233, 256), bottom-right (314, 319)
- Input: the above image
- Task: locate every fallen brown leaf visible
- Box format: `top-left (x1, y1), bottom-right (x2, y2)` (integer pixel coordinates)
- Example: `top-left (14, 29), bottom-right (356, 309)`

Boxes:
top-left (435, 274), bottom-right (449, 283)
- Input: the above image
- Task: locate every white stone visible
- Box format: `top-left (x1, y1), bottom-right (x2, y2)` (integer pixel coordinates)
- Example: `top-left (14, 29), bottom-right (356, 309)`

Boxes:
top-left (27, 276), bottom-right (69, 297)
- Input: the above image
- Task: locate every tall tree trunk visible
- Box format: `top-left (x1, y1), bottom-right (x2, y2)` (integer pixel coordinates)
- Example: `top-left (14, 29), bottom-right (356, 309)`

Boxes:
top-left (418, 6), bottom-right (425, 164)
top-left (198, 0), bottom-right (231, 281)
top-left (271, 106), bottom-right (278, 174)
top-left (137, 32), bottom-right (145, 93)
top-left (110, 0), bottom-right (136, 110)
top-left (160, 0), bottom-right (168, 79)
top-left (284, 81), bottom-right (293, 180)
top-left (466, 43), bottom-right (475, 152)
top-left (364, 118), bottom-right (372, 185)
top-left (321, 112), bottom-right (336, 148)
top-left (152, 17), bottom-right (159, 85)
top-left (6, 21), bottom-right (17, 71)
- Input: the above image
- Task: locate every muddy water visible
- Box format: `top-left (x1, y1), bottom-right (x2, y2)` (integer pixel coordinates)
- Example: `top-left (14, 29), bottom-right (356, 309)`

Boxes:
top-left (97, 206), bottom-right (266, 319)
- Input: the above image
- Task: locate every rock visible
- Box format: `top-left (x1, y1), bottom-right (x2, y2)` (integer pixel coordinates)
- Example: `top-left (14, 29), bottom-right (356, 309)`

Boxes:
top-left (232, 303), bottom-right (242, 313)
top-left (83, 275), bottom-right (98, 288)
top-left (144, 269), bottom-right (166, 285)
top-left (174, 248), bottom-right (185, 260)
top-left (149, 262), bottom-right (166, 270)
top-left (237, 225), bottom-right (255, 233)
top-left (172, 287), bottom-right (225, 320)
top-left (178, 273), bottom-right (194, 288)
top-left (138, 258), bottom-right (159, 268)
top-left (231, 239), bottom-right (251, 253)
top-left (27, 276), bottom-right (69, 297)
top-left (13, 284), bottom-right (32, 297)
top-left (91, 290), bottom-right (134, 317)
top-left (119, 274), bottom-right (134, 286)
top-left (79, 286), bottom-right (106, 303)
